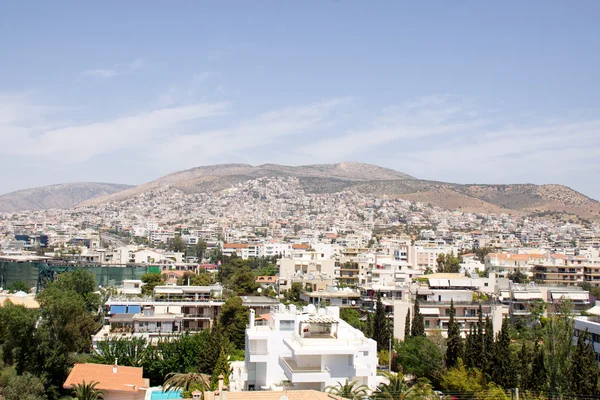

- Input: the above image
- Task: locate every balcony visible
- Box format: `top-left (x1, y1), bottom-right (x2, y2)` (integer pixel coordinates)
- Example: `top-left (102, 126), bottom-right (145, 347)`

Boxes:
top-left (279, 357), bottom-right (330, 383)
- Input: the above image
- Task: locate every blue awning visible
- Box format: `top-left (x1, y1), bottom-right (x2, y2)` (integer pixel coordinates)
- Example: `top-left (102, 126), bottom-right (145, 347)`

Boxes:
top-left (127, 305), bottom-right (141, 314)
top-left (110, 305), bottom-right (127, 314)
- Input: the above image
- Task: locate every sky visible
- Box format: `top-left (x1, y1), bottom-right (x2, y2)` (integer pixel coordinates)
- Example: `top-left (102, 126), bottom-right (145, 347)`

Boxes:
top-left (1, 1), bottom-right (600, 199)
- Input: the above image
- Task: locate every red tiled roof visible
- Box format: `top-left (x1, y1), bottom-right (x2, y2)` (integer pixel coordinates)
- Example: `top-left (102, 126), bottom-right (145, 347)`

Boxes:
top-left (63, 363), bottom-right (148, 393)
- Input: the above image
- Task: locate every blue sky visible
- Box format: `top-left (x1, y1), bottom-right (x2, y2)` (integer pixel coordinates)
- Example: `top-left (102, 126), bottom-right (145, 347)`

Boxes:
top-left (1, 1), bottom-right (600, 199)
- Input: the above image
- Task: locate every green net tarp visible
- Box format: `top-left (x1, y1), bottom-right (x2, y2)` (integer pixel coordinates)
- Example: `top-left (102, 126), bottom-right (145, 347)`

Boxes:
top-left (0, 262), bottom-right (157, 289)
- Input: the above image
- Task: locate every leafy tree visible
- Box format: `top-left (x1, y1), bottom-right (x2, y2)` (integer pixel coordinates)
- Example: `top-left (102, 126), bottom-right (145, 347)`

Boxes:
top-left (229, 269), bottom-right (258, 294)
top-left (518, 341), bottom-right (532, 390)
top-left (440, 360), bottom-right (509, 400)
top-left (195, 239), bottom-right (207, 260)
top-left (91, 337), bottom-right (148, 367)
top-left (168, 235), bottom-right (187, 253)
top-left (2, 371), bottom-right (48, 400)
top-left (464, 327), bottom-right (477, 369)
top-left (410, 297), bottom-right (425, 337)
top-left (569, 329), bottom-right (599, 396)
top-left (393, 336), bottom-right (443, 383)
top-left (404, 309), bottom-right (411, 339)
top-left (0, 301), bottom-right (39, 373)
top-left (508, 269), bottom-right (529, 284)
top-left (177, 271), bottom-right (214, 286)
top-left (340, 308), bottom-right (365, 332)
top-left (364, 312), bottom-right (373, 338)
top-left (436, 252), bottom-right (461, 273)
top-left (325, 379), bottom-right (369, 399)
top-left (53, 269), bottom-right (100, 312)
top-left (71, 380), bottom-right (104, 400)
top-left (6, 280), bottom-right (29, 293)
top-left (210, 347), bottom-right (232, 390)
top-left (140, 272), bottom-right (165, 296)
top-left (543, 300), bottom-right (574, 395)
top-left (284, 282), bottom-right (304, 304)
top-left (492, 318), bottom-right (517, 389)
top-left (219, 296), bottom-right (249, 350)
top-left (473, 304), bottom-right (485, 371)
top-left (373, 292), bottom-right (390, 352)
top-left (445, 299), bottom-right (462, 369)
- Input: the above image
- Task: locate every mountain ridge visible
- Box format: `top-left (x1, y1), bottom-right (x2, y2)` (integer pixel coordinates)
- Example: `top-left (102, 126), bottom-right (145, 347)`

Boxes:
top-left (0, 183), bottom-right (133, 212)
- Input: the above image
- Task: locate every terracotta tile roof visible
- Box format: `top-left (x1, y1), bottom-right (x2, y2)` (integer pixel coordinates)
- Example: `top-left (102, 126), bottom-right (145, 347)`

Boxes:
top-left (255, 276), bottom-right (278, 283)
top-left (223, 243), bottom-right (249, 249)
top-left (488, 253), bottom-right (544, 261)
top-left (63, 363), bottom-right (148, 393)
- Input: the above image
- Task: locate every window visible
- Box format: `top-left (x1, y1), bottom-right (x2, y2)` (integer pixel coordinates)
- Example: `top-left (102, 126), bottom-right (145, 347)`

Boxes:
top-left (425, 320), bottom-right (430, 328)
top-left (280, 320), bottom-right (294, 331)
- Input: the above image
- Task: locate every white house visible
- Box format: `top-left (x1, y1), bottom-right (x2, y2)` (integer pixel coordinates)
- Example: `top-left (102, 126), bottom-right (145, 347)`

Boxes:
top-left (237, 304), bottom-right (378, 392)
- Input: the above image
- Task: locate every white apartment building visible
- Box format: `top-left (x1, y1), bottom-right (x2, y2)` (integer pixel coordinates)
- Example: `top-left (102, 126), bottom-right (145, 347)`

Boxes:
top-left (484, 252), bottom-right (545, 279)
top-left (278, 251), bottom-right (336, 290)
top-left (574, 302), bottom-right (600, 362)
top-left (239, 305), bottom-right (378, 392)
top-left (223, 243), bottom-right (260, 259)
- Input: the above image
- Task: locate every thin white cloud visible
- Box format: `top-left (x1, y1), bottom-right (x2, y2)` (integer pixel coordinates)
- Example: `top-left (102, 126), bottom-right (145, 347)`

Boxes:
top-left (81, 58), bottom-right (146, 78)
top-left (81, 67), bottom-right (120, 78)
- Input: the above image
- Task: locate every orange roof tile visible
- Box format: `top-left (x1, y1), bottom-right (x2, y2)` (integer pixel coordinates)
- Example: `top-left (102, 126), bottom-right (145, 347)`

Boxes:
top-left (292, 244), bottom-right (310, 249)
top-left (63, 363), bottom-right (148, 393)
top-left (223, 243), bottom-right (249, 249)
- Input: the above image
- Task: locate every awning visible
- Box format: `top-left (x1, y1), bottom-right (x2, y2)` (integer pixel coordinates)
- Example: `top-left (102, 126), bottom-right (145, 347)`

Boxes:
top-left (551, 292), bottom-right (588, 301)
top-left (127, 305), bottom-right (141, 314)
top-left (110, 305), bottom-right (127, 314)
top-left (420, 308), bottom-right (440, 316)
top-left (513, 292), bottom-right (543, 300)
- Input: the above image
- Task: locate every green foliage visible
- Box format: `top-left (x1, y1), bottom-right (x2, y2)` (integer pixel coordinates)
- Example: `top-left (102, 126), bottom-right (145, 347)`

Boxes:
top-left (507, 268), bottom-right (529, 283)
top-left (2, 371), bottom-right (48, 400)
top-left (436, 252), bottom-right (461, 273)
top-left (491, 318), bottom-right (517, 389)
top-left (373, 293), bottom-right (390, 352)
top-left (393, 336), bottom-right (443, 383)
top-left (543, 300), bottom-right (574, 395)
top-left (339, 308), bottom-right (365, 332)
top-left (91, 337), bottom-right (148, 367)
top-left (210, 347), bottom-right (232, 390)
top-left (569, 330), bottom-right (599, 396)
top-left (163, 372), bottom-right (209, 394)
top-left (440, 360), bottom-right (508, 400)
top-left (53, 269), bottom-right (100, 312)
top-left (373, 372), bottom-right (417, 399)
top-left (530, 340), bottom-right (547, 393)
top-left (325, 379), bottom-right (369, 399)
top-left (140, 272), bottom-right (165, 296)
top-left (6, 280), bottom-right (29, 293)
top-left (71, 380), bottom-right (104, 400)
top-left (176, 271), bottom-right (214, 286)
top-left (195, 239), bottom-right (207, 260)
top-left (168, 235), bottom-right (187, 253)
top-left (283, 282), bottom-right (305, 304)
top-left (229, 269), bottom-right (259, 294)
top-left (410, 298), bottom-right (425, 337)
top-left (0, 302), bottom-right (39, 373)
top-left (404, 309), bottom-right (411, 339)
top-left (445, 299), bottom-right (462, 369)
top-left (219, 296), bottom-right (249, 350)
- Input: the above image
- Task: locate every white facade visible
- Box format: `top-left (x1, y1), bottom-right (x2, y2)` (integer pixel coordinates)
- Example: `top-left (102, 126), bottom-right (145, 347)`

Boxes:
top-left (240, 305), bottom-right (378, 392)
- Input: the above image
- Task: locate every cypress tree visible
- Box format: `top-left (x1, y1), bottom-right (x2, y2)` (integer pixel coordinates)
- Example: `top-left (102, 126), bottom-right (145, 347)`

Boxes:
top-left (518, 341), bottom-right (531, 391)
top-left (464, 326), bottom-right (477, 369)
top-left (530, 340), bottom-right (547, 394)
top-left (373, 292), bottom-right (390, 351)
top-left (365, 312), bottom-right (373, 338)
top-left (569, 329), bottom-right (599, 396)
top-left (210, 347), bottom-right (232, 390)
top-left (404, 309), bottom-right (411, 339)
top-left (473, 304), bottom-right (485, 370)
top-left (445, 299), bottom-right (463, 369)
top-left (492, 317), bottom-right (518, 389)
top-left (411, 297), bottom-right (425, 337)
top-left (483, 315), bottom-right (494, 377)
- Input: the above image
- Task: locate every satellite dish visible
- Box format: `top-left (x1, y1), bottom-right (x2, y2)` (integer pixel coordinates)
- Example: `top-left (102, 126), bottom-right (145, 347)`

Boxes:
top-left (257, 288), bottom-right (263, 293)
top-left (351, 300), bottom-right (356, 305)
top-left (498, 296), bottom-right (504, 302)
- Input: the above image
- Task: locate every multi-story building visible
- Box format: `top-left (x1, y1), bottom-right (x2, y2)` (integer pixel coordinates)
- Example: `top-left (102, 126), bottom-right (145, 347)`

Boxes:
top-left (239, 305), bottom-right (378, 392)
top-left (485, 253), bottom-right (545, 279)
top-left (533, 254), bottom-right (587, 286)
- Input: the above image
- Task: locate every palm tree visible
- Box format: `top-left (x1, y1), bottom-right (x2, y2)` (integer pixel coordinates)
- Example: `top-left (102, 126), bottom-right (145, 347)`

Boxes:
top-left (373, 372), bottom-right (413, 400)
top-left (72, 380), bottom-right (104, 400)
top-left (325, 379), bottom-right (369, 399)
top-left (163, 372), bottom-right (210, 393)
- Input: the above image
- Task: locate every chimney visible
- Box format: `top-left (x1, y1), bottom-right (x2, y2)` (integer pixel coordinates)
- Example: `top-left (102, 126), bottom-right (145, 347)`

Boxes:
top-left (218, 374), bottom-right (224, 394)
top-left (249, 309), bottom-right (255, 329)
top-left (113, 358), bottom-right (118, 374)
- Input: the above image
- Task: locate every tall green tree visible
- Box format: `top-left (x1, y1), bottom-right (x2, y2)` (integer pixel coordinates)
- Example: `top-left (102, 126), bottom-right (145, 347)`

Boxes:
top-left (464, 327), bottom-right (477, 369)
top-left (393, 336), bottom-right (443, 383)
top-left (196, 239), bottom-right (207, 260)
top-left (543, 300), bottom-right (574, 395)
top-left (140, 272), bottom-right (165, 296)
top-left (445, 299), bottom-right (462, 369)
top-left (492, 317), bottom-right (517, 389)
top-left (530, 340), bottom-right (548, 394)
top-left (473, 304), bottom-right (485, 371)
top-left (410, 297), bottom-right (425, 337)
top-left (483, 315), bottom-right (495, 377)
top-left (373, 292), bottom-right (390, 352)
top-left (518, 342), bottom-right (531, 390)
top-left (219, 296), bottom-right (249, 350)
top-left (210, 347), bottom-right (232, 390)
top-left (404, 309), bottom-right (411, 339)
top-left (436, 252), bottom-right (461, 273)
top-left (569, 330), bottom-right (599, 396)
top-left (168, 235), bottom-right (187, 253)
